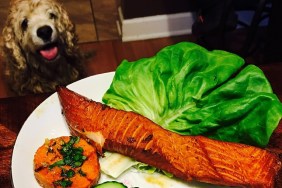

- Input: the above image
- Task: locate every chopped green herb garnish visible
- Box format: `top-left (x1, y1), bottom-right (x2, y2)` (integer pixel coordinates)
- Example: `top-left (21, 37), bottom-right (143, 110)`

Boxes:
top-left (59, 136), bottom-right (86, 168)
top-left (54, 178), bottom-right (72, 187)
top-left (48, 136), bottom-right (87, 187)
top-left (49, 159), bottom-right (65, 169)
top-left (61, 168), bottom-right (75, 178)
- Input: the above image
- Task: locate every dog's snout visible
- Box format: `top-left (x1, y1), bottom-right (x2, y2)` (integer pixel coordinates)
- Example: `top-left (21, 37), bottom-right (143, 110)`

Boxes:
top-left (37, 26), bottom-right (53, 42)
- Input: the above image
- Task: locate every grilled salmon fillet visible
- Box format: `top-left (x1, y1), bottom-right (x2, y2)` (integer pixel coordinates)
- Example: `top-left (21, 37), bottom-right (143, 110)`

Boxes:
top-left (57, 86), bottom-right (281, 187)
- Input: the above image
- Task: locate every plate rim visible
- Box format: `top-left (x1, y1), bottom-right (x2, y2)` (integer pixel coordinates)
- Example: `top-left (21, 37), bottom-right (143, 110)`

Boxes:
top-left (11, 72), bottom-right (115, 188)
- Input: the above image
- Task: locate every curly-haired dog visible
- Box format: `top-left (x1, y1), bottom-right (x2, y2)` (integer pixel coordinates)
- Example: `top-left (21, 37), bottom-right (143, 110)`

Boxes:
top-left (1, 0), bottom-right (85, 95)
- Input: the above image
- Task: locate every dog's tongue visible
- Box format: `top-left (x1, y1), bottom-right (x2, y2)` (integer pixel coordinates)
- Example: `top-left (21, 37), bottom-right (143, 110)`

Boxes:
top-left (40, 46), bottom-right (58, 60)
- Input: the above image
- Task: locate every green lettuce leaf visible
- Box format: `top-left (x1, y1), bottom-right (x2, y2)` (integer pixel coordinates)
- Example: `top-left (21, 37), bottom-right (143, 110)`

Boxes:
top-left (102, 42), bottom-right (282, 147)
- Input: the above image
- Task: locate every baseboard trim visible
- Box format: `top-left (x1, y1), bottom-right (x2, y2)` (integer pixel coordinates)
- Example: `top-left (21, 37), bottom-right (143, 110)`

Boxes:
top-left (118, 6), bottom-right (195, 42)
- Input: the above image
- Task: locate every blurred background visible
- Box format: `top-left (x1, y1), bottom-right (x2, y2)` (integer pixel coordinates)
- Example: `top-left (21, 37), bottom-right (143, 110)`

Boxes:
top-left (0, 0), bottom-right (281, 98)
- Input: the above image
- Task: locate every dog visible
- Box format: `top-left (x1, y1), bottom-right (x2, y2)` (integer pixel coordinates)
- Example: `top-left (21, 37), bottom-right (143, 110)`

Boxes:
top-left (1, 0), bottom-right (85, 95)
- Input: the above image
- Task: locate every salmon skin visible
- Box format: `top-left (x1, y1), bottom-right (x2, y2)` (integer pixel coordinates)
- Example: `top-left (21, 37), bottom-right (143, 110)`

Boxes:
top-left (57, 86), bottom-right (281, 187)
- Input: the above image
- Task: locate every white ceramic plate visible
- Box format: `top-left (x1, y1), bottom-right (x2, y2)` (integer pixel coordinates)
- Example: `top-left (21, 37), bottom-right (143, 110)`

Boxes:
top-left (11, 72), bottom-right (226, 188)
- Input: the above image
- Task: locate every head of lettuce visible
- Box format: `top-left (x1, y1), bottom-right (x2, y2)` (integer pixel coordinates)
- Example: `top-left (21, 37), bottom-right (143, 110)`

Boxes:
top-left (102, 42), bottom-right (282, 148)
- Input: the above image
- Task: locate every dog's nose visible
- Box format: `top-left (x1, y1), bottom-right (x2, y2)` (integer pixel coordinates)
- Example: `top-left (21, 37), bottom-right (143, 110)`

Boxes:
top-left (37, 26), bottom-right (53, 42)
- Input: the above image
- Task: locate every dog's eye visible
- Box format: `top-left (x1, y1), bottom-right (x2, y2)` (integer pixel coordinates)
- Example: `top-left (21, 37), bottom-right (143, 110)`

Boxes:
top-left (21, 18), bottom-right (28, 31)
top-left (49, 12), bottom-right (57, 19)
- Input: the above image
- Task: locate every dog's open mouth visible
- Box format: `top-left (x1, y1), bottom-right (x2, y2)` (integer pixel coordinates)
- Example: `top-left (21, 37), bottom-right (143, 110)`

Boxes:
top-left (39, 43), bottom-right (59, 61)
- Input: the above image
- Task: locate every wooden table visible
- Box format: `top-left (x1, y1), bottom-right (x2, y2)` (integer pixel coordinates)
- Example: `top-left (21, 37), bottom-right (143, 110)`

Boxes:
top-left (1, 63), bottom-right (282, 188)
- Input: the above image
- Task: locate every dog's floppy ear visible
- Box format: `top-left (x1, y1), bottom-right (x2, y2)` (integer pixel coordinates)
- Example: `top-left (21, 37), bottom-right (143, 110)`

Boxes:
top-left (56, 3), bottom-right (79, 56)
top-left (1, 22), bottom-right (27, 71)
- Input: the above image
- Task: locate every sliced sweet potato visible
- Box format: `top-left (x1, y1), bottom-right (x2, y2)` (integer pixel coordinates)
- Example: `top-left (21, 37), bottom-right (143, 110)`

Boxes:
top-left (34, 136), bottom-right (100, 188)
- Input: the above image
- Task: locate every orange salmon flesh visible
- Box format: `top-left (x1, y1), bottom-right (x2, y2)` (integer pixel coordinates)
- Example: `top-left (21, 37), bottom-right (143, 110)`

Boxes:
top-left (57, 86), bottom-right (281, 187)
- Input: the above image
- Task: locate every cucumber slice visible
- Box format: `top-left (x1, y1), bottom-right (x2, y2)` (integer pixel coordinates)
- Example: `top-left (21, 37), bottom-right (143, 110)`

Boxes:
top-left (93, 181), bottom-right (127, 188)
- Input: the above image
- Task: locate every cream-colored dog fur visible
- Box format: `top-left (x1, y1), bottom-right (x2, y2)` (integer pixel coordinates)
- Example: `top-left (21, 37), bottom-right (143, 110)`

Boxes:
top-left (1, 0), bottom-right (85, 95)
